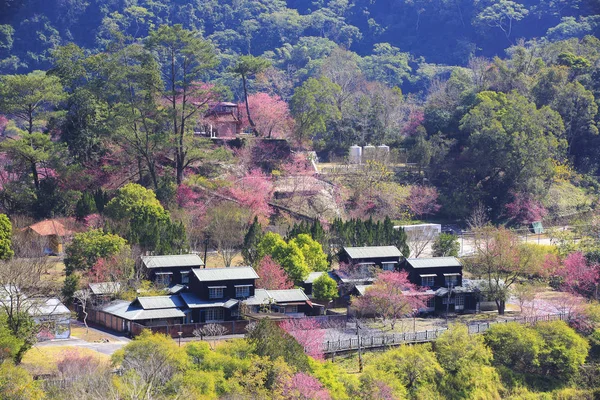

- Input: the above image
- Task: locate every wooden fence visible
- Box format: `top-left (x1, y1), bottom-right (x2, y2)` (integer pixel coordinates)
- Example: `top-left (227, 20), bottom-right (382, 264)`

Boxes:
top-left (131, 320), bottom-right (250, 338)
top-left (323, 312), bottom-right (569, 354)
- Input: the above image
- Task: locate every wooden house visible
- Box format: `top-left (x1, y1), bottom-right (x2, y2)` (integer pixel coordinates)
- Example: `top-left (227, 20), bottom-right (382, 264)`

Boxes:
top-left (100, 296), bottom-right (186, 332)
top-left (338, 246), bottom-right (404, 271)
top-left (180, 266), bottom-right (259, 323)
top-left (199, 102), bottom-right (243, 138)
top-left (142, 254), bottom-right (204, 287)
top-left (402, 257), bottom-right (479, 313)
top-left (244, 288), bottom-right (317, 317)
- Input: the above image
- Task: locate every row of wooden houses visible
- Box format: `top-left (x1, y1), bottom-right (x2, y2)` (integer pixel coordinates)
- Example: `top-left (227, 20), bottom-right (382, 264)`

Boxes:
top-left (84, 244), bottom-right (488, 335)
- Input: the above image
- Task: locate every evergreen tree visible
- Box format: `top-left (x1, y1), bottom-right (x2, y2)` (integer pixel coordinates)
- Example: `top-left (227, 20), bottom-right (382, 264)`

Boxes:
top-left (74, 191), bottom-right (97, 221)
top-left (0, 214), bottom-right (13, 260)
top-left (242, 216), bottom-right (263, 266)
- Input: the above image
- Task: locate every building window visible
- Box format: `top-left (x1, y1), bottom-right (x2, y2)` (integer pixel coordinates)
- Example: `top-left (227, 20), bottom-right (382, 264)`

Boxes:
top-left (382, 262), bottom-right (395, 271)
top-left (426, 297), bottom-right (435, 308)
top-left (287, 305), bottom-right (298, 313)
top-left (445, 275), bottom-right (459, 287)
top-left (455, 294), bottom-right (464, 310)
top-left (156, 273), bottom-right (172, 286)
top-left (421, 276), bottom-right (435, 287)
top-left (235, 286), bottom-right (250, 298)
top-left (209, 287), bottom-right (225, 299)
top-left (181, 271), bottom-right (190, 284)
top-left (206, 308), bottom-right (224, 322)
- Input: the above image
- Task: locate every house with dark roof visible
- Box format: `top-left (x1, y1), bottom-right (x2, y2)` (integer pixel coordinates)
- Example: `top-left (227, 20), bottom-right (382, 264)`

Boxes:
top-left (141, 254), bottom-right (204, 287)
top-left (339, 246), bottom-right (404, 271)
top-left (402, 257), bottom-right (479, 313)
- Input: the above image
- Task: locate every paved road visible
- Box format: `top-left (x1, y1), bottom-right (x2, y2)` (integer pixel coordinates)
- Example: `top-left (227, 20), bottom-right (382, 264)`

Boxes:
top-left (35, 324), bottom-right (131, 356)
top-left (35, 338), bottom-right (129, 355)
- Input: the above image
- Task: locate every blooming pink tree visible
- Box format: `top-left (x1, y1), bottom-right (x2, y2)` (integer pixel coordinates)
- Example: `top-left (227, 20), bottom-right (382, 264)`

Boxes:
top-left (406, 185), bottom-right (441, 219)
top-left (256, 256), bottom-right (294, 290)
top-left (176, 184), bottom-right (202, 209)
top-left (227, 169), bottom-right (273, 223)
top-left (352, 271), bottom-right (430, 329)
top-left (403, 108), bottom-right (425, 136)
top-left (556, 252), bottom-right (600, 298)
top-left (239, 93), bottom-right (293, 138)
top-left (0, 115), bottom-right (7, 135)
top-left (280, 318), bottom-right (326, 360)
top-left (281, 153), bottom-right (315, 176)
top-left (57, 348), bottom-right (103, 379)
top-left (279, 372), bottom-right (331, 400)
top-left (504, 191), bottom-right (547, 224)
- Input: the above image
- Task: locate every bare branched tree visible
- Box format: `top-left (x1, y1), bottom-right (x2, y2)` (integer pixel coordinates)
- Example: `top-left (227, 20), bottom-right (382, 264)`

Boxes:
top-left (466, 202), bottom-right (490, 231)
top-left (74, 289), bottom-right (92, 334)
top-left (193, 323), bottom-right (229, 349)
top-left (207, 204), bottom-right (250, 267)
top-left (405, 229), bottom-right (437, 258)
top-left (0, 257), bottom-right (59, 361)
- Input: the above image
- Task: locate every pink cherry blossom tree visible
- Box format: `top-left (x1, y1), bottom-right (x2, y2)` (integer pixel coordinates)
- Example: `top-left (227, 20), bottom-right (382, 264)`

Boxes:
top-left (0, 115), bottom-right (7, 135)
top-left (406, 185), bottom-right (441, 219)
top-left (279, 372), bottom-right (332, 400)
top-left (280, 318), bottom-right (326, 360)
top-left (352, 271), bottom-right (430, 329)
top-left (239, 93), bottom-right (293, 139)
top-left (556, 252), bottom-right (600, 299)
top-left (403, 108), bottom-right (425, 136)
top-left (255, 256), bottom-right (294, 290)
top-left (227, 169), bottom-right (273, 223)
top-left (504, 191), bottom-right (547, 224)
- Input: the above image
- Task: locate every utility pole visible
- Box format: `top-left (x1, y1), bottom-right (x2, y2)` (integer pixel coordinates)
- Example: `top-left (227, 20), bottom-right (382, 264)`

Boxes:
top-left (203, 235), bottom-right (210, 268)
top-left (356, 320), bottom-right (363, 373)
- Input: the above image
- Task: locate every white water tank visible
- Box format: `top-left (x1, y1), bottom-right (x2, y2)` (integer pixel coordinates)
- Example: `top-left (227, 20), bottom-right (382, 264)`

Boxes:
top-left (363, 144), bottom-right (376, 163)
top-left (377, 145), bottom-right (390, 163)
top-left (349, 145), bottom-right (362, 164)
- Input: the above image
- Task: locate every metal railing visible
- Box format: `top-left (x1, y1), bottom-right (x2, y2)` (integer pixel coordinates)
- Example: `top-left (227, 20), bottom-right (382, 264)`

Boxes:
top-left (323, 312), bottom-right (569, 354)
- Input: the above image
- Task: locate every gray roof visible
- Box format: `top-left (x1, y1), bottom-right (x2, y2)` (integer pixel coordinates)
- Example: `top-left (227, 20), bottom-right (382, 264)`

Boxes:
top-left (136, 295), bottom-right (185, 310)
top-left (141, 254), bottom-right (204, 269)
top-left (168, 284), bottom-right (186, 294)
top-left (270, 289), bottom-right (310, 303)
top-left (244, 288), bottom-right (310, 305)
top-left (179, 292), bottom-right (239, 309)
top-left (354, 285), bottom-right (369, 296)
top-left (244, 289), bottom-right (272, 306)
top-left (344, 246), bottom-right (402, 259)
top-left (304, 271), bottom-right (326, 284)
top-left (407, 257), bottom-right (462, 269)
top-left (88, 282), bottom-right (121, 295)
top-left (333, 269), bottom-right (375, 284)
top-left (28, 298), bottom-right (70, 316)
top-left (192, 266), bottom-right (259, 282)
top-left (102, 300), bottom-right (185, 321)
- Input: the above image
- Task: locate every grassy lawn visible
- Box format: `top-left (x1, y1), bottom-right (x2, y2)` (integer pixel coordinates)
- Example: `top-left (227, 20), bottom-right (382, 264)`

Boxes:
top-left (41, 256), bottom-right (66, 284)
top-left (21, 346), bottom-right (109, 376)
top-left (70, 326), bottom-right (115, 342)
top-left (204, 252), bottom-right (245, 268)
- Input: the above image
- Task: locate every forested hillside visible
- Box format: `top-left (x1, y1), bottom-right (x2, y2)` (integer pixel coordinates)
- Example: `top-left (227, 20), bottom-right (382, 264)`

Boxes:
top-left (1, 0), bottom-right (600, 73)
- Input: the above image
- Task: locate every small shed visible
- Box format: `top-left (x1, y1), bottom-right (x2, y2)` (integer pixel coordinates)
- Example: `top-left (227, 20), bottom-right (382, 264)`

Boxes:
top-left (23, 219), bottom-right (72, 254)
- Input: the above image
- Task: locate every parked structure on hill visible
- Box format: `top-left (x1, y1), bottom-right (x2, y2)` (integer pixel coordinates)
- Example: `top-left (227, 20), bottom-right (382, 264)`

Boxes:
top-left (22, 219), bottom-right (72, 254)
top-left (197, 102), bottom-right (243, 138)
